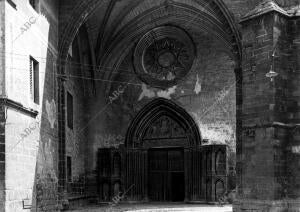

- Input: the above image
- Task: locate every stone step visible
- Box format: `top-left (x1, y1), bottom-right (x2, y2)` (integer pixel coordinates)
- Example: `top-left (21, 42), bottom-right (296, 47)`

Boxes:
top-left (125, 206), bottom-right (232, 212)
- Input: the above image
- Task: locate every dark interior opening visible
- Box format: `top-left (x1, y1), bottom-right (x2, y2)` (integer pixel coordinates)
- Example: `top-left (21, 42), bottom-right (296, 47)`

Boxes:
top-left (148, 148), bottom-right (185, 202)
top-left (171, 172), bottom-right (185, 202)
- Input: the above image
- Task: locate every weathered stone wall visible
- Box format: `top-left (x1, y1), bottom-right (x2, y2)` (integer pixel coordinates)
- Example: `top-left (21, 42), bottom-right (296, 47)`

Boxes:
top-left (273, 13), bottom-right (297, 201)
top-left (3, 0), bottom-right (61, 211)
top-left (86, 29), bottom-right (237, 177)
top-left (285, 15), bottom-right (300, 201)
top-left (64, 25), bottom-right (94, 198)
top-left (1, 0), bottom-right (299, 211)
top-left (236, 3), bottom-right (300, 211)
top-left (238, 11), bottom-right (280, 210)
top-left (56, 0), bottom-right (300, 51)
top-left (3, 0), bottom-right (94, 209)
top-left (223, 0), bottom-right (300, 20)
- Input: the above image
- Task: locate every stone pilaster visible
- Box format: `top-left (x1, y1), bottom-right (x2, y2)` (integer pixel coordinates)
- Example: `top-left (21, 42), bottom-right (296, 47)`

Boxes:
top-left (235, 0), bottom-right (300, 211)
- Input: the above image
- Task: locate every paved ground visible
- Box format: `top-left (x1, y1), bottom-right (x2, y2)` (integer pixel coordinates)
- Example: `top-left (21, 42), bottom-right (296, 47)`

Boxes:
top-left (67, 204), bottom-right (232, 212)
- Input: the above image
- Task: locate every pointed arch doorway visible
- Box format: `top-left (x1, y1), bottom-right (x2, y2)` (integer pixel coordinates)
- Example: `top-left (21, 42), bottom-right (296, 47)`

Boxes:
top-left (124, 98), bottom-right (202, 202)
top-left (97, 98), bottom-right (227, 203)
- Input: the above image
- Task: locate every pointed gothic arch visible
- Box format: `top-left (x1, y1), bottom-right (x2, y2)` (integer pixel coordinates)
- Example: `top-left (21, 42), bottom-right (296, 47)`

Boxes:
top-left (125, 98), bottom-right (201, 149)
top-left (59, 0), bottom-right (242, 68)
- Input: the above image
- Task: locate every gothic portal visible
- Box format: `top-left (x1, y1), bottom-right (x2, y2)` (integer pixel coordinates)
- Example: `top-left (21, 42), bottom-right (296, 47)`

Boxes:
top-left (97, 99), bottom-right (227, 203)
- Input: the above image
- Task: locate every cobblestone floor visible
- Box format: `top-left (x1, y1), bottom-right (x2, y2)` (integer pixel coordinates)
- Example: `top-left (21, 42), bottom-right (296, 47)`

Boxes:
top-left (67, 204), bottom-right (232, 212)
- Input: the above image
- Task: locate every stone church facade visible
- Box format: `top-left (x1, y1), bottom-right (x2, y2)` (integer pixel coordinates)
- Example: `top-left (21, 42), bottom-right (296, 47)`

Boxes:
top-left (0, 0), bottom-right (299, 211)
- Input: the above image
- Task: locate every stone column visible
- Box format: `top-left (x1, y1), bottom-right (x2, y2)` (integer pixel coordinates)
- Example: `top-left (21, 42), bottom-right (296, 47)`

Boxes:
top-left (184, 148), bottom-right (190, 203)
top-left (0, 104), bottom-right (5, 212)
top-left (142, 149), bottom-right (149, 202)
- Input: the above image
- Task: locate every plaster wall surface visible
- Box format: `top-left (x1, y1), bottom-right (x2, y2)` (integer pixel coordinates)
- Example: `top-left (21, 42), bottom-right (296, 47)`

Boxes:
top-left (3, 0), bottom-right (60, 211)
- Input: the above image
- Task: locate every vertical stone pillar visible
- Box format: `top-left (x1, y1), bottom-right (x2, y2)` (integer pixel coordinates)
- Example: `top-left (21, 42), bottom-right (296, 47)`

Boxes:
top-left (235, 67), bottom-right (243, 199)
top-left (235, 0), bottom-right (300, 211)
top-left (184, 148), bottom-right (190, 203)
top-left (0, 1), bottom-right (5, 211)
top-left (142, 149), bottom-right (149, 202)
top-left (57, 63), bottom-right (67, 195)
top-left (0, 104), bottom-right (5, 212)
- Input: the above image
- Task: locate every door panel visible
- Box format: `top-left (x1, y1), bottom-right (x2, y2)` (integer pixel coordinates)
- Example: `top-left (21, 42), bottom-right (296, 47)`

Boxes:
top-left (148, 148), bottom-right (184, 202)
top-left (149, 149), bottom-right (167, 171)
top-left (149, 149), bottom-right (168, 201)
top-left (149, 172), bottom-right (166, 201)
top-left (168, 149), bottom-right (184, 172)
top-left (124, 150), bottom-right (147, 201)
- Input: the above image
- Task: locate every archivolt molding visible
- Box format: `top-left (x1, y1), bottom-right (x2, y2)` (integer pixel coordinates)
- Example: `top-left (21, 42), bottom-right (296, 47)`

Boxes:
top-left (125, 98), bottom-right (202, 149)
top-left (97, 0), bottom-right (241, 64)
top-left (98, 5), bottom-right (239, 94)
top-left (59, 0), bottom-right (242, 71)
top-left (103, 0), bottom-right (217, 49)
top-left (95, 0), bottom-right (220, 60)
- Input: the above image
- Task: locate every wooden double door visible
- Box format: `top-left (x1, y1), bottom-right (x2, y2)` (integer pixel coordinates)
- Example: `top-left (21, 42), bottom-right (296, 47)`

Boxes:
top-left (98, 145), bottom-right (227, 203)
top-left (148, 148), bottom-right (185, 202)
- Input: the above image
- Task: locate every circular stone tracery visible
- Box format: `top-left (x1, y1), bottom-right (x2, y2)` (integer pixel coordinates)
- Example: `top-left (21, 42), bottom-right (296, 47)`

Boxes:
top-left (158, 51), bottom-right (175, 68)
top-left (134, 26), bottom-right (196, 88)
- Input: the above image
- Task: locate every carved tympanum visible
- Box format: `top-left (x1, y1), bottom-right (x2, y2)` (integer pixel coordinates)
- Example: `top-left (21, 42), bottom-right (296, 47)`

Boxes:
top-left (143, 115), bottom-right (186, 140)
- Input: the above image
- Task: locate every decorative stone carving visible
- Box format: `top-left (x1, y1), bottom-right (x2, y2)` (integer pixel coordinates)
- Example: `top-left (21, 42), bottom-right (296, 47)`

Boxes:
top-left (134, 26), bottom-right (196, 88)
top-left (143, 115), bottom-right (186, 139)
top-left (126, 98), bottom-right (201, 148)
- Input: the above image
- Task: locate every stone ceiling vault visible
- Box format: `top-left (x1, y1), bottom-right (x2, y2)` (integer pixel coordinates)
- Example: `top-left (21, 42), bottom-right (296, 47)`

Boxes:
top-left (59, 0), bottom-right (242, 74)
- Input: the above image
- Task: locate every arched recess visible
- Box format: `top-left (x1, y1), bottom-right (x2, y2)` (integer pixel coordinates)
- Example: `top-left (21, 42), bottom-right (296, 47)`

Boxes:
top-left (215, 179), bottom-right (225, 200)
top-left (58, 0), bottom-right (242, 68)
top-left (125, 98), bottom-right (201, 149)
top-left (215, 149), bottom-right (226, 175)
top-left (57, 0), bottom-right (243, 192)
top-left (94, 1), bottom-right (242, 95)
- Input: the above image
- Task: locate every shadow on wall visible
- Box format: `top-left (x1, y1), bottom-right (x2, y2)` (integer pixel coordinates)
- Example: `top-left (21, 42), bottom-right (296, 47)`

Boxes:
top-left (2, 5), bottom-right (64, 210)
top-left (6, 12), bottom-right (62, 212)
top-left (27, 22), bottom-right (92, 212)
top-left (29, 32), bottom-right (60, 211)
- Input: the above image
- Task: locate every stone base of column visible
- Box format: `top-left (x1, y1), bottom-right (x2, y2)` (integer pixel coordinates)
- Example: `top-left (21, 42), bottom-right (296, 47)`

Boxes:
top-left (233, 199), bottom-right (300, 212)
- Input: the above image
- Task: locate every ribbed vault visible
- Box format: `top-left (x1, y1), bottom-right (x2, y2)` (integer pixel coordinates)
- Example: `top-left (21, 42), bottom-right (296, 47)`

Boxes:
top-left (58, 0), bottom-right (242, 72)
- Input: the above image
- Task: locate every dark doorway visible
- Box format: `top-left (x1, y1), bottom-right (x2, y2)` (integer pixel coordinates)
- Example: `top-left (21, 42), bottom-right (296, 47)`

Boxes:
top-left (171, 172), bottom-right (185, 201)
top-left (148, 148), bottom-right (184, 202)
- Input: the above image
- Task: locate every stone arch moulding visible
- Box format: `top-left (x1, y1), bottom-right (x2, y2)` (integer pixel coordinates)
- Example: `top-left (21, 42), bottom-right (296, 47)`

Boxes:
top-left (58, 0), bottom-right (242, 71)
top-left (125, 98), bottom-right (202, 149)
top-left (96, 2), bottom-right (242, 94)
